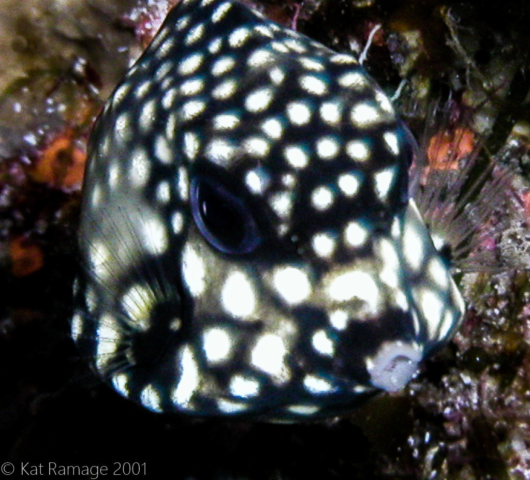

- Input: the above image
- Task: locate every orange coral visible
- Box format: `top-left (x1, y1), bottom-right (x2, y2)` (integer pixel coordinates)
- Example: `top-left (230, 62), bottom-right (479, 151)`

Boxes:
top-left (31, 130), bottom-right (86, 189)
top-left (427, 127), bottom-right (475, 170)
top-left (9, 236), bottom-right (44, 277)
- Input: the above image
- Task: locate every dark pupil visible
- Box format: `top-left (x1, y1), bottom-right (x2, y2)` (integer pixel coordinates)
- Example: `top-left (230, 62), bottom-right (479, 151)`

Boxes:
top-left (198, 182), bottom-right (247, 251)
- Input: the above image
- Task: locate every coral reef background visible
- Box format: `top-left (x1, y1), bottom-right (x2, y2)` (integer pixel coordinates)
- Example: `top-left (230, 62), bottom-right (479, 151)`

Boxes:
top-left (1, 0), bottom-right (530, 478)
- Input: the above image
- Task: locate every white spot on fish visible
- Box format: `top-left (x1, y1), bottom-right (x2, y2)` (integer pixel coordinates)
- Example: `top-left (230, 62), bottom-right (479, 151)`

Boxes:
top-left (212, 79), bottom-right (238, 99)
top-left (222, 271), bottom-right (256, 318)
top-left (346, 140), bottom-right (370, 162)
top-left (213, 113), bottom-right (240, 130)
top-left (287, 101), bottom-right (311, 125)
top-left (248, 49), bottom-right (274, 67)
top-left (312, 233), bottom-right (336, 258)
top-left (173, 345), bottom-right (199, 409)
top-left (303, 375), bottom-right (334, 394)
top-left (328, 271), bottom-right (379, 312)
top-left (245, 88), bottom-right (273, 113)
top-left (229, 27), bottom-right (251, 47)
top-left (181, 100), bottom-right (206, 120)
top-left (182, 245), bottom-right (206, 296)
top-left (245, 169), bottom-right (269, 194)
top-left (338, 72), bottom-right (368, 89)
top-left (284, 145), bottom-right (308, 169)
top-left (311, 330), bottom-right (335, 356)
top-left (185, 23), bottom-right (205, 45)
top-left (374, 167), bottom-right (395, 202)
top-left (338, 173), bottom-right (360, 197)
top-left (230, 375), bottom-right (260, 398)
top-left (299, 75), bottom-right (327, 95)
top-left (140, 385), bottom-right (162, 412)
top-left (311, 186), bottom-right (334, 211)
top-left (320, 101), bottom-right (341, 125)
top-left (269, 192), bottom-right (293, 219)
top-left (129, 147), bottom-right (151, 188)
top-left (171, 211), bottom-right (184, 234)
top-left (261, 118), bottom-right (283, 139)
top-left (206, 138), bottom-right (237, 165)
top-left (212, 56), bottom-right (236, 76)
top-left (244, 136), bottom-right (270, 157)
top-left (329, 310), bottom-right (349, 330)
top-left (383, 131), bottom-right (399, 155)
top-left (155, 135), bottom-right (173, 164)
top-left (273, 267), bottom-right (311, 305)
top-left (203, 327), bottom-right (233, 363)
top-left (180, 78), bottom-right (204, 96)
top-left (251, 334), bottom-right (288, 380)
top-left (344, 221), bottom-right (369, 248)
top-left (178, 53), bottom-right (204, 75)
top-left (183, 132), bottom-right (200, 161)
top-left (212, 2), bottom-right (231, 22)
top-left (316, 137), bottom-right (339, 160)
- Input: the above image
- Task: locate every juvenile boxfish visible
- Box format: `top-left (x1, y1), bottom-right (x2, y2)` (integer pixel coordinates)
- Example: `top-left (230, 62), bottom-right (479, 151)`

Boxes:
top-left (72, 0), bottom-right (465, 421)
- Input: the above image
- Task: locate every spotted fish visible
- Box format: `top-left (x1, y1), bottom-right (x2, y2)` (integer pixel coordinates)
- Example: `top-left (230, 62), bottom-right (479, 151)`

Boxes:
top-left (72, 0), bottom-right (465, 421)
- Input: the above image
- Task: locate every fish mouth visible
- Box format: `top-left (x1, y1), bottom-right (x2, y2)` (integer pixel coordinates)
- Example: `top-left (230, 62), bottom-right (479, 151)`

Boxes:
top-left (365, 341), bottom-right (423, 392)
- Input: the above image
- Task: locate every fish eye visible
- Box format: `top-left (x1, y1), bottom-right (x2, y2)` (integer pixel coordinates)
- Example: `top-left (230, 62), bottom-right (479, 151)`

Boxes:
top-left (191, 177), bottom-right (261, 254)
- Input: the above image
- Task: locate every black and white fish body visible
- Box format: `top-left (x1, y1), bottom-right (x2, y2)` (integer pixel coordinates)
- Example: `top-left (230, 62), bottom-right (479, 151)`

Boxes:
top-left (72, 0), bottom-right (465, 421)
